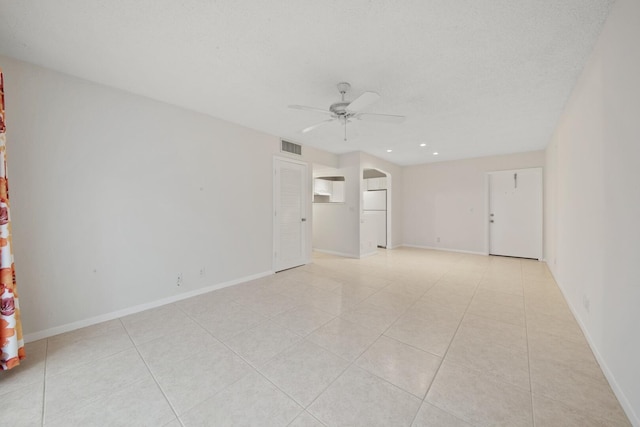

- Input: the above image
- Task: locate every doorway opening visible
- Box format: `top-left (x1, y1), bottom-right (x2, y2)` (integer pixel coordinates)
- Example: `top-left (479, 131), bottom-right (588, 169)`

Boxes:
top-left (362, 168), bottom-right (391, 254)
top-left (310, 163), bottom-right (352, 258)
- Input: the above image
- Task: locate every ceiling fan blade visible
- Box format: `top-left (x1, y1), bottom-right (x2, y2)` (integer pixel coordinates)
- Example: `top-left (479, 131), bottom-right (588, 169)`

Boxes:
top-left (346, 91), bottom-right (380, 112)
top-left (288, 105), bottom-right (333, 115)
top-left (302, 118), bottom-right (336, 133)
top-left (356, 113), bottom-right (406, 123)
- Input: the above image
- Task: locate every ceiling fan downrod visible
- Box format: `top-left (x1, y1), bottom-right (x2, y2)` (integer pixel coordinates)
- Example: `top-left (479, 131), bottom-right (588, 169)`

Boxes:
top-left (344, 119), bottom-right (347, 141)
top-left (337, 83), bottom-right (350, 141)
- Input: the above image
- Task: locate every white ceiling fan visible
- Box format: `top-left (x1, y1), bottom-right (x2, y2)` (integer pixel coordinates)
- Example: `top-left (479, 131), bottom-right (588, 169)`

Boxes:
top-left (289, 82), bottom-right (405, 141)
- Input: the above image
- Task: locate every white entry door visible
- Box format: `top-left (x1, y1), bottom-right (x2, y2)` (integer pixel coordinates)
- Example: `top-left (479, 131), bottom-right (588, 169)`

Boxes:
top-left (489, 168), bottom-right (542, 259)
top-left (274, 158), bottom-right (308, 272)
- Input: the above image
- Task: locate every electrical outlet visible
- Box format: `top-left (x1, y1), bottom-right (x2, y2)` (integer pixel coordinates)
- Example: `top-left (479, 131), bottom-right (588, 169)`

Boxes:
top-left (437, 237), bottom-right (441, 243)
top-left (199, 267), bottom-right (206, 278)
top-left (177, 273), bottom-right (183, 287)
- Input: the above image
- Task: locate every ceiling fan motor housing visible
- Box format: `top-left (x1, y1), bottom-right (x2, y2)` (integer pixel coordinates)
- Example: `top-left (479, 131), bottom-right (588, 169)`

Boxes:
top-left (330, 101), bottom-right (351, 117)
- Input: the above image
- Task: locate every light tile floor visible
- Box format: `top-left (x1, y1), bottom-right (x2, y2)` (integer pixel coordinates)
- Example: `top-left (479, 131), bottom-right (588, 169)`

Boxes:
top-left (0, 248), bottom-right (632, 426)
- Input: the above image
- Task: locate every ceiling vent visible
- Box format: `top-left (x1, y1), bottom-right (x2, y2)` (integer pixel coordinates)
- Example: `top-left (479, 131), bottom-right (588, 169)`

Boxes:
top-left (281, 140), bottom-right (302, 156)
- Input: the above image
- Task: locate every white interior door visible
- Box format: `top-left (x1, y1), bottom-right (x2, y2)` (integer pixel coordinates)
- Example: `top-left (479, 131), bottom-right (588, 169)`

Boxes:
top-left (274, 158), bottom-right (308, 272)
top-left (489, 168), bottom-right (542, 259)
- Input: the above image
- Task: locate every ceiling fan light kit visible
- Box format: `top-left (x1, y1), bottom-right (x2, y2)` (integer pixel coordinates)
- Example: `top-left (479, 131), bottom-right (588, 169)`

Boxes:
top-left (289, 82), bottom-right (405, 141)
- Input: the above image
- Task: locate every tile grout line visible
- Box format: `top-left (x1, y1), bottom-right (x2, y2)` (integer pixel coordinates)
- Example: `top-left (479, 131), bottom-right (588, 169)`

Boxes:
top-left (521, 270), bottom-right (632, 426)
top-left (40, 338), bottom-right (49, 427)
top-left (182, 287), bottom-right (361, 426)
top-left (297, 266), bottom-right (435, 422)
top-left (250, 368), bottom-right (306, 423)
top-left (39, 345), bottom-right (149, 425)
top-left (255, 341), bottom-right (345, 423)
top-left (268, 276), bottom-right (386, 416)
top-left (178, 297), bottom-right (307, 367)
top-left (172, 300), bottom-right (308, 421)
top-left (379, 332), bottom-right (443, 360)
top-left (283, 409), bottom-right (327, 427)
top-left (406, 258), bottom-right (488, 427)
top-left (522, 261), bottom-right (536, 427)
top-left (289, 333), bottom-right (376, 414)
top-left (170, 302), bottom-right (257, 415)
top-left (117, 317), bottom-right (184, 427)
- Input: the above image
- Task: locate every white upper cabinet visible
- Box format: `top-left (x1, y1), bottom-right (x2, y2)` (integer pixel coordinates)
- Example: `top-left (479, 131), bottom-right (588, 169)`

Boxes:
top-left (314, 177), bottom-right (345, 203)
top-left (366, 177), bottom-right (387, 190)
top-left (314, 178), bottom-right (331, 195)
top-left (331, 181), bottom-right (345, 202)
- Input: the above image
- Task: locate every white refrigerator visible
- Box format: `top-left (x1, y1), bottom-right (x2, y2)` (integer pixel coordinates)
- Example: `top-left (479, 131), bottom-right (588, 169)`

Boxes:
top-left (363, 190), bottom-right (387, 248)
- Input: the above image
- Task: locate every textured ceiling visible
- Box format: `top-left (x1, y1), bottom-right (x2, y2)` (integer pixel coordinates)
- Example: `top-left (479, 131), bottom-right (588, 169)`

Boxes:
top-left (0, 0), bottom-right (613, 165)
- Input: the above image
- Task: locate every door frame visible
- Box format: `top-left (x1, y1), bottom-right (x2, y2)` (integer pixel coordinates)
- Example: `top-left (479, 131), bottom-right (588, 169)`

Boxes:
top-left (485, 167), bottom-right (543, 260)
top-left (361, 168), bottom-right (392, 251)
top-left (273, 155), bottom-right (311, 271)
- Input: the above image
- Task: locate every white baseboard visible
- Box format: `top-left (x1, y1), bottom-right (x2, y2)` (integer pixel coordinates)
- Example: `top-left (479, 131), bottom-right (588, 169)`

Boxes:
top-left (401, 244), bottom-right (487, 256)
top-left (547, 267), bottom-right (639, 427)
top-left (23, 270), bottom-right (274, 343)
top-left (359, 250), bottom-right (378, 259)
top-left (312, 248), bottom-right (359, 258)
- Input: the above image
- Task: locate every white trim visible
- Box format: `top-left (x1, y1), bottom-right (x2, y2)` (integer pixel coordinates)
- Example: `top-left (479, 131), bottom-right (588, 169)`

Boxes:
top-left (484, 172), bottom-right (490, 255)
top-left (486, 167), bottom-right (543, 260)
top-left (24, 270), bottom-right (273, 343)
top-left (401, 244), bottom-right (487, 256)
top-left (359, 250), bottom-right (378, 259)
top-left (273, 156), bottom-right (310, 272)
top-left (361, 167), bottom-right (392, 250)
top-left (272, 154), bottom-right (309, 166)
top-left (385, 173), bottom-right (392, 249)
top-left (312, 248), bottom-right (359, 258)
top-left (549, 268), bottom-right (640, 427)
top-left (486, 166), bottom-right (545, 174)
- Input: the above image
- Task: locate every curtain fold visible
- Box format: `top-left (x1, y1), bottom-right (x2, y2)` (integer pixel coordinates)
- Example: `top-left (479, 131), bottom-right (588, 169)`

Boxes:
top-left (0, 68), bottom-right (24, 370)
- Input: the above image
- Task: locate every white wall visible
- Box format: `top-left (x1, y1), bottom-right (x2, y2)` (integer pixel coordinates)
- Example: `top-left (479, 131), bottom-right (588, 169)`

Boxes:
top-left (544, 0), bottom-right (640, 422)
top-left (1, 56), bottom-right (331, 338)
top-left (311, 165), bottom-right (353, 257)
top-left (402, 151), bottom-right (545, 254)
top-left (311, 152), bottom-right (361, 257)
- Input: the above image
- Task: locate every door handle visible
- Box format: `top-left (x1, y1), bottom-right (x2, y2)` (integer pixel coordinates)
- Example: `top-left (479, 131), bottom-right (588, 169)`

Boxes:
top-left (301, 218), bottom-right (307, 222)
top-left (490, 220), bottom-right (494, 223)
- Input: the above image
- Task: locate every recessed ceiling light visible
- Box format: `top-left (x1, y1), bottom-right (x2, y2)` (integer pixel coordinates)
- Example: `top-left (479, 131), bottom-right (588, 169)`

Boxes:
top-left (433, 152), bottom-right (439, 155)
top-left (387, 149), bottom-right (393, 152)
top-left (420, 143), bottom-right (426, 147)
